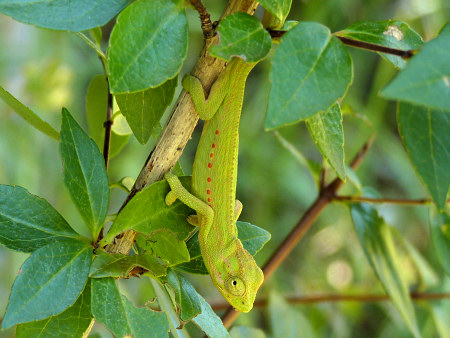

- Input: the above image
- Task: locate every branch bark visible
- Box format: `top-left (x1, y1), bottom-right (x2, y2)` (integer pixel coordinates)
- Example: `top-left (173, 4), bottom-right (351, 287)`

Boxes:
top-left (105, 0), bottom-right (259, 254)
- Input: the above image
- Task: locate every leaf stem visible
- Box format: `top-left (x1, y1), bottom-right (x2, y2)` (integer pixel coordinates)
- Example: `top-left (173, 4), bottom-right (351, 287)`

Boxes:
top-left (221, 137), bottom-right (374, 327)
top-left (76, 32), bottom-right (107, 61)
top-left (211, 293), bottom-right (450, 310)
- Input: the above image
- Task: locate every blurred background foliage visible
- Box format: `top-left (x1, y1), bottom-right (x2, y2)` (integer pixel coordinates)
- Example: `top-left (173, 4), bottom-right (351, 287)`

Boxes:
top-left (0, 0), bottom-right (449, 337)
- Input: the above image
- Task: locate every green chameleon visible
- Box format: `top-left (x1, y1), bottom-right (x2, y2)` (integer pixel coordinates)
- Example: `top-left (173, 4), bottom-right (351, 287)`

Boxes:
top-left (165, 57), bottom-right (263, 312)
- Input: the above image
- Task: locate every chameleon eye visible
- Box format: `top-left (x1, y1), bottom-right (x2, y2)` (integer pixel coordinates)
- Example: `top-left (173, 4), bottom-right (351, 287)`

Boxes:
top-left (225, 276), bottom-right (246, 296)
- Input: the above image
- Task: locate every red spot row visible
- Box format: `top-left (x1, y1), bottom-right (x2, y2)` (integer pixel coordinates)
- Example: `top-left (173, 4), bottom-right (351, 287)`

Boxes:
top-left (208, 163), bottom-right (212, 168)
top-left (207, 189), bottom-right (211, 195)
top-left (215, 130), bottom-right (219, 135)
top-left (207, 177), bottom-right (211, 182)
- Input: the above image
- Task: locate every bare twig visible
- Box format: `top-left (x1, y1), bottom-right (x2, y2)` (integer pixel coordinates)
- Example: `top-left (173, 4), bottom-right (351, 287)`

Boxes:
top-left (334, 196), bottom-right (449, 205)
top-left (221, 137), bottom-right (375, 327)
top-left (212, 293), bottom-right (450, 310)
top-left (103, 84), bottom-right (113, 170)
top-left (189, 0), bottom-right (215, 39)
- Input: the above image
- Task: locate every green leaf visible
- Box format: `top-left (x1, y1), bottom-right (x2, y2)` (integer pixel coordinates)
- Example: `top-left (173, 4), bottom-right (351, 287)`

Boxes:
top-left (89, 250), bottom-right (167, 278)
top-left (0, 0), bottom-right (131, 31)
top-left (91, 278), bottom-right (169, 338)
top-left (0, 85), bottom-right (59, 140)
top-left (265, 22), bottom-right (353, 130)
top-left (175, 221), bottom-right (271, 275)
top-left (381, 22), bottom-right (450, 111)
top-left (99, 177), bottom-right (195, 246)
top-left (397, 102), bottom-right (450, 210)
top-left (86, 75), bottom-right (130, 158)
top-left (336, 20), bottom-right (423, 68)
top-left (268, 292), bottom-right (315, 338)
top-left (108, 0), bottom-right (188, 93)
top-left (136, 230), bottom-right (190, 266)
top-left (116, 77), bottom-right (177, 144)
top-left (306, 103), bottom-right (346, 181)
top-left (165, 269), bottom-right (201, 322)
top-left (190, 289), bottom-right (230, 338)
top-left (15, 280), bottom-right (93, 338)
top-left (0, 185), bottom-right (79, 252)
top-left (60, 108), bottom-right (110, 240)
top-left (429, 208), bottom-right (450, 275)
top-left (230, 326), bottom-right (266, 338)
top-left (259, 0), bottom-right (292, 29)
top-left (210, 12), bottom-right (272, 62)
top-left (2, 240), bottom-right (92, 329)
top-left (349, 203), bottom-right (419, 337)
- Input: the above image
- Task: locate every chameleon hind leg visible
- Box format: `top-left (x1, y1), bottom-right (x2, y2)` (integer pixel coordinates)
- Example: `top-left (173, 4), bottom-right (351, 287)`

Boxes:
top-left (165, 173), bottom-right (214, 229)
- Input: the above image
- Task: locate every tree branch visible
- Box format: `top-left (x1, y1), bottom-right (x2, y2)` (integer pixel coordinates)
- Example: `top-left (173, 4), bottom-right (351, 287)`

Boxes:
top-left (189, 0), bottom-right (215, 39)
top-left (105, 0), bottom-right (259, 255)
top-left (212, 293), bottom-right (450, 311)
top-left (221, 137), bottom-right (374, 327)
top-left (334, 196), bottom-right (450, 205)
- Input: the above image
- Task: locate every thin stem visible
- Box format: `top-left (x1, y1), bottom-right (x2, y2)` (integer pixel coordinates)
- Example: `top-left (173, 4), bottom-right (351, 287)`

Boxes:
top-left (189, 0), bottom-right (214, 39)
top-left (221, 137), bottom-right (374, 327)
top-left (212, 293), bottom-right (450, 310)
top-left (76, 32), bottom-right (107, 61)
top-left (334, 196), bottom-right (447, 205)
top-left (103, 83), bottom-right (113, 170)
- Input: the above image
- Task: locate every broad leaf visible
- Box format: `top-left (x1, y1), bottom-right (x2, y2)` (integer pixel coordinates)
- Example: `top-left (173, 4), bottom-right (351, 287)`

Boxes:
top-left (306, 103), bottom-right (346, 181)
top-left (210, 13), bottom-right (272, 62)
top-left (429, 208), bottom-right (450, 275)
top-left (136, 230), bottom-right (190, 266)
top-left (60, 108), bottom-right (110, 239)
top-left (116, 77), bottom-right (177, 144)
top-left (259, 0), bottom-right (292, 29)
top-left (230, 326), bottom-right (266, 338)
top-left (108, 0), bottom-right (188, 93)
top-left (175, 221), bottom-right (270, 275)
top-left (15, 281), bottom-right (93, 338)
top-left (0, 185), bottom-right (79, 252)
top-left (165, 269), bottom-right (201, 322)
top-left (336, 20), bottom-right (423, 68)
top-left (2, 240), bottom-right (92, 329)
top-left (268, 292), bottom-right (315, 338)
top-left (91, 278), bottom-right (169, 338)
top-left (99, 177), bottom-right (195, 246)
top-left (86, 75), bottom-right (130, 158)
top-left (0, 85), bottom-right (59, 140)
top-left (349, 203), bottom-right (419, 337)
top-left (397, 102), bottom-right (449, 210)
top-left (89, 250), bottom-right (167, 278)
top-left (381, 22), bottom-right (450, 111)
top-left (0, 0), bottom-right (131, 31)
top-left (265, 22), bottom-right (353, 130)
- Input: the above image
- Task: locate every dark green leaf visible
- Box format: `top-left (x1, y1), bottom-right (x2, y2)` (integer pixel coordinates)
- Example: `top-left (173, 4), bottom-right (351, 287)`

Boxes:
top-left (99, 177), bottom-right (195, 246)
top-left (336, 20), bottom-right (423, 68)
top-left (349, 203), bottom-right (419, 337)
top-left (60, 108), bottom-right (110, 240)
top-left (0, 185), bottom-right (79, 252)
top-left (0, 0), bottom-right (131, 31)
top-left (116, 77), bottom-right (177, 144)
top-left (306, 103), bottom-right (346, 181)
top-left (259, 0), bottom-right (292, 29)
top-left (381, 22), bottom-right (450, 111)
top-left (91, 278), bottom-right (168, 338)
top-left (397, 102), bottom-right (450, 210)
top-left (89, 250), bottom-right (167, 278)
top-left (429, 208), bottom-right (450, 275)
top-left (268, 292), bottom-right (314, 338)
top-left (166, 270), bottom-right (201, 322)
top-left (108, 0), bottom-right (188, 93)
top-left (265, 22), bottom-right (353, 130)
top-left (210, 13), bottom-right (272, 62)
top-left (230, 326), bottom-right (266, 338)
top-left (86, 75), bottom-right (130, 158)
top-left (0, 85), bottom-right (59, 140)
top-left (175, 221), bottom-right (270, 275)
top-left (15, 280), bottom-right (93, 338)
top-left (136, 230), bottom-right (190, 266)
top-left (2, 240), bottom-right (92, 329)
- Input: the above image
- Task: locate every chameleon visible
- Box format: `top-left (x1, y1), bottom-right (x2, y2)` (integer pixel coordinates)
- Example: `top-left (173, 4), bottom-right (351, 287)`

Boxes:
top-left (165, 56), bottom-right (263, 312)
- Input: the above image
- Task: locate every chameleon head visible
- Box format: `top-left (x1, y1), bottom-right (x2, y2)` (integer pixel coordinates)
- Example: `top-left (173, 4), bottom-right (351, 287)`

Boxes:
top-left (211, 242), bottom-right (264, 313)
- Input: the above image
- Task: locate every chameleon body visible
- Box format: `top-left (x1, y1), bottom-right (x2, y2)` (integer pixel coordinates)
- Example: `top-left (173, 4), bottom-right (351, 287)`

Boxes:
top-left (165, 57), bottom-right (263, 312)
